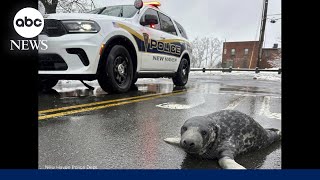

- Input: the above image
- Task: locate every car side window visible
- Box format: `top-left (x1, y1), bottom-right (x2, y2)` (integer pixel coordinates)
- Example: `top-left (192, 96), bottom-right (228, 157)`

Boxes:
top-left (140, 8), bottom-right (160, 30)
top-left (174, 21), bottom-right (188, 39)
top-left (100, 6), bottom-right (122, 17)
top-left (122, 5), bottom-right (139, 18)
top-left (158, 12), bottom-right (177, 36)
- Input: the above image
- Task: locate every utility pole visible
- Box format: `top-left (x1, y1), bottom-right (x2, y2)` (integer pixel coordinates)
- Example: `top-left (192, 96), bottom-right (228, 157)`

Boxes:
top-left (257, 0), bottom-right (269, 68)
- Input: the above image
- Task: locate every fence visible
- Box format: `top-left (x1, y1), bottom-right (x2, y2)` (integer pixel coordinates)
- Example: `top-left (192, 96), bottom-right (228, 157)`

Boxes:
top-left (190, 67), bottom-right (281, 74)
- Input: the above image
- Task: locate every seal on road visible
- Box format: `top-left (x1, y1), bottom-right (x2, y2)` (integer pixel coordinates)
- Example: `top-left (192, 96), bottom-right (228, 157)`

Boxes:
top-left (164, 110), bottom-right (281, 169)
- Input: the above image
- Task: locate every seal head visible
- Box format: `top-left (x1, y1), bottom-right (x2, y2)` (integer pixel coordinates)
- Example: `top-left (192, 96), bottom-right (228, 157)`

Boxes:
top-left (180, 116), bottom-right (218, 155)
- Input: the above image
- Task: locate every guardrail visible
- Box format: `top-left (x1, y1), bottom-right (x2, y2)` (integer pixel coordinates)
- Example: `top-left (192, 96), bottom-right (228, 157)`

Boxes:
top-left (190, 67), bottom-right (282, 74)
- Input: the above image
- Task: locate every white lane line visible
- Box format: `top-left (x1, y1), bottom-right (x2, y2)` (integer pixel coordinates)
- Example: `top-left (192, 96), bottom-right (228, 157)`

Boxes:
top-left (259, 96), bottom-right (281, 120)
top-left (193, 88), bottom-right (281, 98)
top-left (156, 95), bottom-right (205, 110)
top-left (156, 103), bottom-right (193, 109)
top-left (222, 96), bottom-right (247, 110)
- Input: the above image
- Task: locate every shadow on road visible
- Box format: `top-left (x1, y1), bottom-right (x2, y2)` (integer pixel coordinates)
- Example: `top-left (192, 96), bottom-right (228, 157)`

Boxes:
top-left (181, 141), bottom-right (281, 169)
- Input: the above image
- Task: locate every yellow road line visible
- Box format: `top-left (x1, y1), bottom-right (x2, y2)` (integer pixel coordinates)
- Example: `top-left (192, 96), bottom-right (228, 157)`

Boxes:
top-left (39, 91), bottom-right (186, 120)
top-left (39, 90), bottom-right (184, 114)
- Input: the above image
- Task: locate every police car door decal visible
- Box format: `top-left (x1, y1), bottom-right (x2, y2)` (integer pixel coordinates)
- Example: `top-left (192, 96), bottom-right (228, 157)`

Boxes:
top-left (114, 22), bottom-right (186, 71)
top-left (140, 25), bottom-right (171, 71)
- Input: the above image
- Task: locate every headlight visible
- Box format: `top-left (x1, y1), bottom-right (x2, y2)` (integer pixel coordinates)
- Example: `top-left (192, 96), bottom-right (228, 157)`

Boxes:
top-left (61, 20), bottom-right (100, 33)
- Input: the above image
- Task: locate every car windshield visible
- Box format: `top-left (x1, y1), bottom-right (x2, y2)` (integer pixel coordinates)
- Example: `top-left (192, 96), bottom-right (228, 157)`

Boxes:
top-left (86, 5), bottom-right (138, 18)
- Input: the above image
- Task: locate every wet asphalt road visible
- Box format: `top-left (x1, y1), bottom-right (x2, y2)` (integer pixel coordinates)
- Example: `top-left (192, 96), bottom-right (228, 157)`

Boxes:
top-left (38, 73), bottom-right (281, 169)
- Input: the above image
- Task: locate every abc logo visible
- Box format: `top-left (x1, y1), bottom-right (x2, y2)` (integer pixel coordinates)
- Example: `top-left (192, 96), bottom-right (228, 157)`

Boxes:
top-left (16, 17), bottom-right (42, 27)
top-left (13, 7), bottom-right (44, 38)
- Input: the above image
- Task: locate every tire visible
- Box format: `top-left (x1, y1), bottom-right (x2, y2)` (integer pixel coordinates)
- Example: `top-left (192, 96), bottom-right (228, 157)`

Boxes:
top-left (172, 58), bottom-right (190, 86)
top-left (39, 78), bottom-right (59, 90)
top-left (98, 45), bottom-right (133, 93)
top-left (132, 73), bottom-right (138, 84)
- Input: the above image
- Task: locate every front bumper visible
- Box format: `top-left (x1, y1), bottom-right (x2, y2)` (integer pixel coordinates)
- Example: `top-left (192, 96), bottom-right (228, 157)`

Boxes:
top-left (38, 33), bottom-right (104, 75)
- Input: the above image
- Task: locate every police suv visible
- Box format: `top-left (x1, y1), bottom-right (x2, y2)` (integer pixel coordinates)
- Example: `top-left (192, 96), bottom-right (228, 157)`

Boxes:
top-left (39, 0), bottom-right (192, 93)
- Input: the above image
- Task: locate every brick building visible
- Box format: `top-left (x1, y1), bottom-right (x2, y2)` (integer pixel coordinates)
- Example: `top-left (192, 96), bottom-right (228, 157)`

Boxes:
top-left (222, 41), bottom-right (280, 69)
top-left (260, 45), bottom-right (281, 69)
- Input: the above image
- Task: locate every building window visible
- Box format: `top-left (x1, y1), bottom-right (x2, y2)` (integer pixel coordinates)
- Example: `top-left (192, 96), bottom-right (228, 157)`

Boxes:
top-left (231, 49), bottom-right (235, 55)
top-left (244, 48), bottom-right (249, 55)
top-left (224, 49), bottom-right (227, 54)
top-left (226, 60), bottom-right (233, 68)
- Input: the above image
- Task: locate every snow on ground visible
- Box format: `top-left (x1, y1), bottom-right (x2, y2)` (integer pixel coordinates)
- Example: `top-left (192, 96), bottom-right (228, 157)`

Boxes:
top-left (190, 71), bottom-right (281, 81)
top-left (57, 78), bottom-right (173, 86)
top-left (58, 80), bottom-right (98, 85)
top-left (56, 71), bottom-right (281, 86)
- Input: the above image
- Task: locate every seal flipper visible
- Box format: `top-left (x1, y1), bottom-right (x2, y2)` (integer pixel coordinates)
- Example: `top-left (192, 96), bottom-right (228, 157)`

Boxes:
top-left (218, 156), bottom-right (246, 169)
top-left (218, 149), bottom-right (246, 169)
top-left (164, 137), bottom-right (181, 147)
top-left (265, 128), bottom-right (281, 143)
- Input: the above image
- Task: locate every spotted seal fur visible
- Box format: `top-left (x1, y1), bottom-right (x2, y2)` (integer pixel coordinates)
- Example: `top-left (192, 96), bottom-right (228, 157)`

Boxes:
top-left (164, 110), bottom-right (281, 169)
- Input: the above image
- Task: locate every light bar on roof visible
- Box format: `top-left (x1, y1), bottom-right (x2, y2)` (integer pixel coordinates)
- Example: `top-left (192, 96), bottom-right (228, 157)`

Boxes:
top-left (144, 1), bottom-right (161, 7)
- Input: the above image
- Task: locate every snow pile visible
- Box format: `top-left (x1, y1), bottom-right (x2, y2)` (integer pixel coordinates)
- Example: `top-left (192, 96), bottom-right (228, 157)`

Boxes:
top-left (58, 80), bottom-right (98, 85)
top-left (137, 78), bottom-right (173, 84)
top-left (56, 78), bottom-right (173, 88)
top-left (55, 71), bottom-right (281, 88)
top-left (190, 71), bottom-right (281, 81)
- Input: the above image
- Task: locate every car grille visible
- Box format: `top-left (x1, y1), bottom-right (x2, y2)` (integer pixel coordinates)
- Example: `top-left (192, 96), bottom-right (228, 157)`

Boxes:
top-left (41, 19), bottom-right (67, 37)
top-left (39, 54), bottom-right (68, 71)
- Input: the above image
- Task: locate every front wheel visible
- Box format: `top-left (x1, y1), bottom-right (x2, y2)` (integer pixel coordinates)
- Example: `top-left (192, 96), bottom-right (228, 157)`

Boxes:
top-left (98, 45), bottom-right (133, 93)
top-left (132, 72), bottom-right (138, 85)
top-left (172, 58), bottom-right (190, 86)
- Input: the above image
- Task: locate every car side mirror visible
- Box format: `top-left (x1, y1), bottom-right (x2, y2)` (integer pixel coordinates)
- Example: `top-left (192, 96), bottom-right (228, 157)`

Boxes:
top-left (141, 14), bottom-right (158, 26)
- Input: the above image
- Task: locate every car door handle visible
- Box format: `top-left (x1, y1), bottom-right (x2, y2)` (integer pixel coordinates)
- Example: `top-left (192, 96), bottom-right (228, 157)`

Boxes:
top-left (160, 36), bottom-right (166, 40)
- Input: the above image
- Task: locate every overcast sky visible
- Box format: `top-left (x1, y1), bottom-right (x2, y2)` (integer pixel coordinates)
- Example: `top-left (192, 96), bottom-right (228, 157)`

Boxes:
top-left (90, 0), bottom-right (281, 48)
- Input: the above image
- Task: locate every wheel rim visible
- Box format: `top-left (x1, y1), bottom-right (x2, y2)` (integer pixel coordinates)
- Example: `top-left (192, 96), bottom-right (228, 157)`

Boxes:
top-left (181, 59), bottom-right (189, 80)
top-left (113, 56), bottom-right (129, 86)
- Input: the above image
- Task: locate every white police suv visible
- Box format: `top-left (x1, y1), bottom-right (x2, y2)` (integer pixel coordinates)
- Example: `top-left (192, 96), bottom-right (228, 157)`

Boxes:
top-left (39, 0), bottom-right (192, 93)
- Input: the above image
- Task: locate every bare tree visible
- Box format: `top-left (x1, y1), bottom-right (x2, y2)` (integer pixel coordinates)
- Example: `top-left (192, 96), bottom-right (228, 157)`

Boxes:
top-left (39, 0), bottom-right (58, 13)
top-left (207, 37), bottom-right (223, 68)
top-left (191, 36), bottom-right (223, 68)
top-left (215, 61), bottom-right (222, 68)
top-left (39, 0), bottom-right (96, 14)
top-left (57, 0), bottom-right (96, 13)
top-left (191, 37), bottom-right (206, 68)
